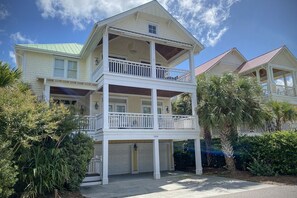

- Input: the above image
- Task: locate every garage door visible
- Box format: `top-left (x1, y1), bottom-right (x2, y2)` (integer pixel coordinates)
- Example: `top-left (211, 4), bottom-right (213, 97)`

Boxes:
top-left (138, 142), bottom-right (169, 173)
top-left (109, 144), bottom-right (131, 175)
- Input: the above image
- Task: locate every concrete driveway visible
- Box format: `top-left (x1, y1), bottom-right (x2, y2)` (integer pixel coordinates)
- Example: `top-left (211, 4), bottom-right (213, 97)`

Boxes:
top-left (80, 172), bottom-right (296, 198)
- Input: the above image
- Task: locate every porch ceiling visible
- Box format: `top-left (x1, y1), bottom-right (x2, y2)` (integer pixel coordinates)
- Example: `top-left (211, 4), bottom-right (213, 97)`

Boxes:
top-left (50, 87), bottom-right (90, 96)
top-left (97, 34), bottom-right (185, 61)
top-left (98, 85), bottom-right (182, 97)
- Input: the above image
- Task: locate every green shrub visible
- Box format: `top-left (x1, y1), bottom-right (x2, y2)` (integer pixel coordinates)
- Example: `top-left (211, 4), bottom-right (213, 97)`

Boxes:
top-left (236, 131), bottom-right (297, 175)
top-left (63, 133), bottom-right (94, 191)
top-left (247, 157), bottom-right (277, 176)
top-left (0, 142), bottom-right (18, 198)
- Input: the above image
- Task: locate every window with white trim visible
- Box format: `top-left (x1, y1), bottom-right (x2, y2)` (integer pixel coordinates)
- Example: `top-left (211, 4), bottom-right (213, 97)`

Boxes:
top-left (54, 58), bottom-right (78, 79)
top-left (148, 24), bottom-right (157, 34)
top-left (67, 60), bottom-right (77, 78)
top-left (54, 59), bottom-right (64, 78)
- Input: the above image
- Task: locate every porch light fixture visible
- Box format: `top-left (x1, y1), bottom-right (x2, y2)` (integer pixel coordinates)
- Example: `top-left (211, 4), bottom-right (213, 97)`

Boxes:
top-left (95, 102), bottom-right (99, 110)
top-left (133, 143), bottom-right (138, 151)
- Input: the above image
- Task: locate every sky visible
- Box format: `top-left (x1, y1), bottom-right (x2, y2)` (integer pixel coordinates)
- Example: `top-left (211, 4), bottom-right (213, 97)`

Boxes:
top-left (0, 0), bottom-right (297, 69)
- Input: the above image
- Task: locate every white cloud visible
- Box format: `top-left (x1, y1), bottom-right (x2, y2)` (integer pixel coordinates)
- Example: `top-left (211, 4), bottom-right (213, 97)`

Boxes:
top-left (10, 32), bottom-right (35, 44)
top-left (36, 0), bottom-right (239, 46)
top-left (9, 51), bottom-right (16, 64)
top-left (0, 4), bottom-right (9, 20)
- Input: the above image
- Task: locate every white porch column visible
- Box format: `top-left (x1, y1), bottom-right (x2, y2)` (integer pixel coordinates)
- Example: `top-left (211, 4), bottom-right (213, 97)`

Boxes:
top-left (191, 91), bottom-right (197, 116)
top-left (256, 69), bottom-right (260, 84)
top-left (103, 83), bottom-right (109, 130)
top-left (102, 138), bottom-right (109, 184)
top-left (151, 88), bottom-right (158, 130)
top-left (194, 138), bottom-right (203, 175)
top-left (43, 84), bottom-right (50, 104)
top-left (103, 28), bottom-right (109, 73)
top-left (153, 138), bottom-right (160, 179)
top-left (266, 65), bottom-right (273, 94)
top-left (189, 50), bottom-right (195, 83)
top-left (150, 41), bottom-right (156, 78)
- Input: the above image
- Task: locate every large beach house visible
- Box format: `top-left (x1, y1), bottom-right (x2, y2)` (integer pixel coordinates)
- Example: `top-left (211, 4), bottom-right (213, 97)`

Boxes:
top-left (15, 1), bottom-right (204, 185)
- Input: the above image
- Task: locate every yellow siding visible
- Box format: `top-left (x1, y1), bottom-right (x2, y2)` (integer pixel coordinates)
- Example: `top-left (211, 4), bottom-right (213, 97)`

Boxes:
top-left (24, 51), bottom-right (53, 96)
top-left (89, 92), bottom-right (171, 115)
top-left (23, 51), bottom-right (89, 96)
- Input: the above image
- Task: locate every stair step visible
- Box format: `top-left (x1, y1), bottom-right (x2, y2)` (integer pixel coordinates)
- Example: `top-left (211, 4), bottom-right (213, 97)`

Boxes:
top-left (80, 181), bottom-right (101, 187)
top-left (83, 175), bottom-right (101, 182)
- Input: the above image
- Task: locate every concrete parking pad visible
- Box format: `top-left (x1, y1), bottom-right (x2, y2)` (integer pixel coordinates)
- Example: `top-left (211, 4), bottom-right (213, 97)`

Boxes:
top-left (81, 172), bottom-right (278, 198)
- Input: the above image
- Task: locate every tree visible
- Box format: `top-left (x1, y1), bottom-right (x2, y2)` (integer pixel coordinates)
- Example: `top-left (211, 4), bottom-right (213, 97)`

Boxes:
top-left (266, 101), bottom-right (297, 131)
top-left (0, 61), bottom-right (21, 87)
top-left (172, 92), bottom-right (213, 166)
top-left (172, 93), bottom-right (192, 115)
top-left (197, 73), bottom-right (266, 172)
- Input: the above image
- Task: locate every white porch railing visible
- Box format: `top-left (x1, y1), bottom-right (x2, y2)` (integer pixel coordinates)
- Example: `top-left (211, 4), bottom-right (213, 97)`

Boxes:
top-left (78, 114), bottom-right (103, 132)
top-left (92, 60), bottom-right (103, 82)
top-left (92, 58), bottom-right (192, 82)
top-left (156, 66), bottom-right (191, 82)
top-left (87, 156), bottom-right (102, 175)
top-left (272, 84), bottom-right (295, 96)
top-left (109, 58), bottom-right (152, 78)
top-left (109, 112), bottom-right (154, 129)
top-left (79, 113), bottom-right (196, 132)
top-left (158, 114), bottom-right (196, 129)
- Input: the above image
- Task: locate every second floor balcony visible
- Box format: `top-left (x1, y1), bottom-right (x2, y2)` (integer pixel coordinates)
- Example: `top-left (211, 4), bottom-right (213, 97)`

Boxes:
top-left (79, 113), bottom-right (196, 137)
top-left (92, 58), bottom-right (191, 83)
top-left (90, 30), bottom-right (196, 85)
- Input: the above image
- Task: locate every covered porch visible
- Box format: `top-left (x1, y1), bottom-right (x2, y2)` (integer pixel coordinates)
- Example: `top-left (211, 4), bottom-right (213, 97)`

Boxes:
top-left (248, 64), bottom-right (297, 103)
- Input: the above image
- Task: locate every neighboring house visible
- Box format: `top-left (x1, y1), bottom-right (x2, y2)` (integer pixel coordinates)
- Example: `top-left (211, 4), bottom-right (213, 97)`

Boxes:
top-left (15, 1), bottom-right (204, 185)
top-left (196, 45), bottom-right (297, 133)
top-left (195, 48), bottom-right (246, 76)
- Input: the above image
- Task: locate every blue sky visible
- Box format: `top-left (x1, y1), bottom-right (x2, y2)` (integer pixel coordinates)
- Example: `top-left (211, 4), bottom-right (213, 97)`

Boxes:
top-left (0, 0), bottom-right (296, 69)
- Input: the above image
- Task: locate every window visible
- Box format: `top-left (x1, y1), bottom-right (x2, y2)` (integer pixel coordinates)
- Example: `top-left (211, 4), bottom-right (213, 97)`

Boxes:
top-left (67, 61), bottom-right (77, 78)
top-left (54, 58), bottom-right (78, 79)
top-left (109, 98), bottom-right (127, 112)
top-left (142, 100), bottom-right (162, 114)
top-left (148, 24), bottom-right (157, 34)
top-left (54, 59), bottom-right (64, 78)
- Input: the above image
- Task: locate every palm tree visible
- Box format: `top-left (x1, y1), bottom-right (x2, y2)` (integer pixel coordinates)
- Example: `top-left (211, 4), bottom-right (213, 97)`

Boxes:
top-left (197, 73), bottom-right (266, 172)
top-left (172, 92), bottom-right (213, 166)
top-left (267, 101), bottom-right (297, 131)
top-left (172, 93), bottom-right (192, 115)
top-left (0, 61), bottom-right (21, 87)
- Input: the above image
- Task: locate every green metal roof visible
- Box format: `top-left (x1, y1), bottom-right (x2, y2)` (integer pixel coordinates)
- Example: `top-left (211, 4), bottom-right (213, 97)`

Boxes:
top-left (16, 43), bottom-right (83, 56)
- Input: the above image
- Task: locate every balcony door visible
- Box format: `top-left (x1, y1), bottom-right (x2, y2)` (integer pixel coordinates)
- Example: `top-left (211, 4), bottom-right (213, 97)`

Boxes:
top-left (109, 98), bottom-right (127, 113)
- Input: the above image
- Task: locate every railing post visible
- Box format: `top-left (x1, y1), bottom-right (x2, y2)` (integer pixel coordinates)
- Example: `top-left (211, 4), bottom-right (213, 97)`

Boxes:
top-left (150, 41), bottom-right (156, 78)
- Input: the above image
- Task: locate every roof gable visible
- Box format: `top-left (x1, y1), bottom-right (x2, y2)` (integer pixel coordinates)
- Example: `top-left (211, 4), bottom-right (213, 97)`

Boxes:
top-left (195, 48), bottom-right (245, 75)
top-left (81, 1), bottom-right (204, 58)
top-left (238, 46), bottom-right (285, 73)
top-left (96, 0), bottom-right (203, 50)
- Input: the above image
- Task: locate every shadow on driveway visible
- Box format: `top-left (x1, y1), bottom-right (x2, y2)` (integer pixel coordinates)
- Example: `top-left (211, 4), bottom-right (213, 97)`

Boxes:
top-left (80, 171), bottom-right (274, 198)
